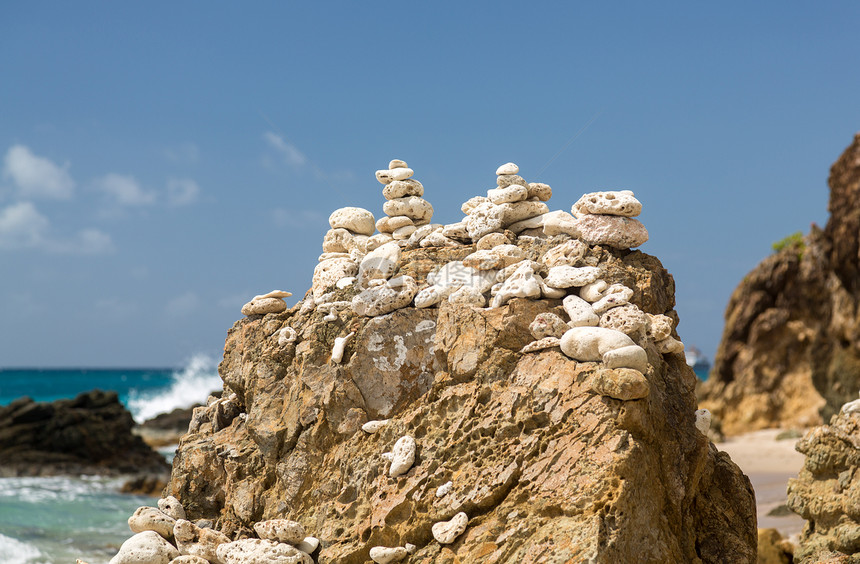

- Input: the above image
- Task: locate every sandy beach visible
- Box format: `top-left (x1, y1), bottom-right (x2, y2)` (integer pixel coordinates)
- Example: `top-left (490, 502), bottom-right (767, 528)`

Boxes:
top-left (716, 429), bottom-right (808, 538)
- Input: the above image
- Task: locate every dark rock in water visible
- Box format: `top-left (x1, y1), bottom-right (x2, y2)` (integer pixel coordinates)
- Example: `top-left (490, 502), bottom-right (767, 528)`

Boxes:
top-left (0, 390), bottom-right (170, 477)
top-left (120, 473), bottom-right (169, 496)
top-left (700, 134), bottom-right (860, 435)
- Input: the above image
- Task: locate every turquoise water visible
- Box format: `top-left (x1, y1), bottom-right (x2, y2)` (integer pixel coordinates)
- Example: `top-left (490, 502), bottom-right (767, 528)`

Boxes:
top-left (0, 356), bottom-right (222, 563)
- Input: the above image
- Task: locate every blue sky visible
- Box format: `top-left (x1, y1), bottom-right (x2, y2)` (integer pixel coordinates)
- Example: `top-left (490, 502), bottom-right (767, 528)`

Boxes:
top-left (1, 2), bottom-right (858, 367)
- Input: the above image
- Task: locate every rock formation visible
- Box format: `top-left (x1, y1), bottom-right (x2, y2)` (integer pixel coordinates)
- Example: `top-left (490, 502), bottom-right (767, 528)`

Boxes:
top-left (0, 390), bottom-right (170, 477)
top-left (699, 134), bottom-right (860, 435)
top-left (786, 396), bottom-right (860, 563)
top-left (108, 160), bottom-right (757, 563)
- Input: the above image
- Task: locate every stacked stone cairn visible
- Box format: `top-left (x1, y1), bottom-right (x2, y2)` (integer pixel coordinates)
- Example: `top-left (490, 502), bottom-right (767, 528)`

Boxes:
top-left (109, 159), bottom-right (696, 562)
top-left (106, 495), bottom-right (321, 563)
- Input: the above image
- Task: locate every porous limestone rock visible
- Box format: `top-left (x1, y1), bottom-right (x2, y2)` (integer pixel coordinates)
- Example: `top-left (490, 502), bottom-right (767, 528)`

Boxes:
top-left (329, 207), bottom-right (375, 236)
top-left (591, 368), bottom-right (650, 401)
top-left (491, 262), bottom-right (541, 307)
top-left (392, 225), bottom-right (417, 240)
top-left (496, 174), bottom-right (528, 188)
top-left (323, 228), bottom-right (353, 253)
top-left (295, 537), bottom-right (319, 555)
top-left (216, 538), bottom-right (312, 564)
top-left (476, 232), bottom-right (511, 250)
top-left (598, 304), bottom-right (649, 339)
top-left (603, 344), bottom-right (649, 372)
top-left (253, 519), bottom-right (306, 545)
top-left (575, 214), bottom-right (649, 249)
top-left (527, 182), bottom-right (552, 201)
top-left (242, 297), bottom-right (288, 316)
top-left (695, 409), bottom-right (712, 435)
top-left (109, 531), bottom-right (179, 564)
top-left (436, 481), bottom-right (453, 498)
top-left (277, 326), bottom-right (297, 346)
top-left (580, 279), bottom-right (609, 302)
top-left (571, 190), bottom-right (642, 218)
top-left (544, 239), bottom-right (589, 268)
top-left (432, 512), bottom-right (469, 545)
top-left (358, 241), bottom-right (401, 286)
top-left (646, 313), bottom-right (674, 341)
top-left (173, 518), bottom-right (230, 563)
top-left (366, 233), bottom-right (394, 252)
top-left (447, 286), bottom-right (486, 307)
top-left (352, 275), bottom-right (418, 317)
top-left (157, 496), bottom-right (186, 520)
top-left (128, 506), bottom-right (175, 539)
top-left (563, 295), bottom-right (600, 327)
top-left (169, 556), bottom-right (210, 564)
top-left (389, 435), bottom-right (416, 477)
top-left (463, 249), bottom-right (505, 271)
top-left (383, 179), bottom-right (424, 200)
top-left (389, 159), bottom-right (407, 169)
top-left (465, 201), bottom-right (505, 240)
top-left (656, 336), bottom-right (685, 354)
top-left (496, 162), bottom-right (519, 175)
top-left (461, 195), bottom-right (489, 215)
top-left (787, 408), bottom-right (860, 563)
top-left (508, 210), bottom-right (578, 237)
top-left (529, 312), bottom-right (569, 340)
top-left (488, 185), bottom-right (528, 204)
top-left (498, 201), bottom-right (549, 226)
top-left (428, 261), bottom-right (495, 294)
top-left (520, 336), bottom-right (562, 353)
top-left (313, 257), bottom-right (358, 300)
top-left (544, 265), bottom-right (601, 289)
top-left (331, 332), bottom-right (354, 364)
top-left (382, 196), bottom-right (433, 222)
top-left (592, 284), bottom-right (634, 313)
top-left (560, 327), bottom-right (637, 362)
top-left (361, 419), bottom-right (389, 434)
top-left (369, 546), bottom-right (409, 563)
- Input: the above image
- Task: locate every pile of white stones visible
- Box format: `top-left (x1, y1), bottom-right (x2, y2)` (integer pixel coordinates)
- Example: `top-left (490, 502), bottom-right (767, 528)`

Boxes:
top-left (371, 159), bottom-right (434, 246)
top-left (107, 495), bottom-right (320, 564)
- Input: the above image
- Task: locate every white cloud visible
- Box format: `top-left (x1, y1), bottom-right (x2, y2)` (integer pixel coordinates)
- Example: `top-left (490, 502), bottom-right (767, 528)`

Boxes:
top-left (166, 291), bottom-right (201, 317)
top-left (0, 201), bottom-right (49, 248)
top-left (2, 145), bottom-right (75, 200)
top-left (264, 132), bottom-right (307, 167)
top-left (0, 201), bottom-right (113, 254)
top-left (95, 173), bottom-right (156, 206)
top-left (167, 177), bottom-right (200, 206)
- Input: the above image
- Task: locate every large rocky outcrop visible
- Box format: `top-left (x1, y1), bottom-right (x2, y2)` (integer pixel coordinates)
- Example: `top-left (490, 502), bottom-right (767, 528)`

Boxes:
top-left (787, 399), bottom-right (860, 563)
top-left (166, 239), bottom-right (756, 561)
top-left (699, 134), bottom-right (860, 435)
top-left (0, 390), bottom-right (170, 477)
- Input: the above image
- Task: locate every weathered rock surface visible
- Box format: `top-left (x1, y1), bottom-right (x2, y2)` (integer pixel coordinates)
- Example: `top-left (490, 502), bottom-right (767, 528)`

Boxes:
top-left (165, 231), bottom-right (756, 563)
top-left (787, 406), bottom-right (860, 563)
top-left (700, 134), bottom-right (860, 434)
top-left (0, 390), bottom-right (170, 477)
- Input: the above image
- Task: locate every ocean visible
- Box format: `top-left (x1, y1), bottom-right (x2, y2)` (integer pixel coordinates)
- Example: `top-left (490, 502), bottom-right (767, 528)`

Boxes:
top-left (0, 355), bottom-right (222, 564)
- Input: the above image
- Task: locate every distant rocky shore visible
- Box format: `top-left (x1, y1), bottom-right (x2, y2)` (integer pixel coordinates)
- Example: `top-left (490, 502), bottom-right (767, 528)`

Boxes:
top-left (0, 390), bottom-right (170, 480)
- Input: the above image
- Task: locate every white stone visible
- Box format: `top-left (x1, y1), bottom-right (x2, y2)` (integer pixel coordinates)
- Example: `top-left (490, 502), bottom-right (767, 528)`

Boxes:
top-left (560, 327), bottom-right (637, 362)
top-left (323, 228), bottom-right (353, 253)
top-left (544, 240), bottom-right (589, 268)
top-left (173, 519), bottom-right (230, 564)
top-left (253, 290), bottom-right (292, 301)
top-left (495, 260), bottom-right (542, 283)
top-left (369, 546), bottom-right (408, 563)
top-left (520, 337), bottom-right (562, 353)
top-left (313, 257), bottom-right (358, 300)
top-left (383, 196), bottom-right (433, 222)
top-left (464, 201), bottom-right (505, 239)
top-left (389, 167), bottom-right (414, 181)
top-left (579, 280), bottom-right (609, 302)
top-left (496, 174), bottom-right (528, 188)
top-left (575, 215), bottom-right (648, 249)
top-left (157, 496), bottom-right (186, 520)
top-left (841, 396), bottom-right (860, 414)
top-left (441, 221), bottom-right (470, 240)
top-left (362, 419), bottom-right (389, 434)
top-left (646, 314), bottom-right (674, 341)
top-left (420, 231), bottom-right (460, 248)
top-left (318, 252), bottom-right (350, 262)
top-left (216, 538), bottom-right (312, 564)
top-left (242, 297), bottom-right (287, 316)
top-left (436, 481), bottom-right (453, 498)
top-left (490, 262), bottom-right (541, 308)
top-left (428, 261), bottom-right (496, 294)
top-left (487, 185), bottom-right (528, 204)
top-left (392, 225), bottom-right (417, 240)
top-left (563, 295), bottom-right (599, 328)
top-left (498, 201), bottom-right (550, 227)
top-left (592, 284), bottom-right (634, 313)
top-left (254, 519), bottom-right (306, 545)
top-left (329, 207), bottom-right (375, 236)
top-left (695, 409), bottom-right (712, 435)
top-left (432, 512), bottom-right (469, 544)
top-left (527, 182), bottom-right (552, 201)
top-left (376, 215), bottom-right (414, 233)
top-left (358, 242), bottom-right (401, 286)
top-left (602, 344), bottom-right (649, 372)
top-left (448, 286), bottom-right (486, 307)
top-left (414, 285), bottom-right (445, 309)
top-left (295, 537), bottom-right (319, 555)
top-left (366, 233), bottom-right (394, 252)
top-left (529, 312), bottom-right (569, 340)
top-left (496, 162), bottom-right (519, 175)
top-left (381, 452), bottom-right (394, 461)
top-left (109, 531), bottom-right (179, 564)
top-left (128, 506), bottom-right (175, 539)
top-left (389, 435), bottom-right (416, 477)
top-left (277, 326), bottom-right (298, 346)
top-left (405, 224), bottom-right (442, 247)
top-left (336, 276), bottom-right (355, 289)
top-left (388, 159), bottom-right (408, 169)
top-left (544, 265), bottom-right (601, 289)
top-left (656, 337), bottom-right (685, 354)
top-left (494, 244), bottom-right (525, 267)
top-left (331, 332), bottom-right (354, 364)
top-left (599, 305), bottom-right (649, 338)
top-left (572, 190), bottom-right (641, 218)
top-left (351, 275), bottom-right (418, 317)
top-left (461, 195), bottom-right (489, 215)
top-left (383, 179), bottom-right (423, 200)
top-left (463, 249), bottom-right (504, 271)
top-left (476, 232), bottom-right (511, 250)
top-left (537, 274), bottom-right (567, 299)
top-left (405, 543), bottom-right (416, 554)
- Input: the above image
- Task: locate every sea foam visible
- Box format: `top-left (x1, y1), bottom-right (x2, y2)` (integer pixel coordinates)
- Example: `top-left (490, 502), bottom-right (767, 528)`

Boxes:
top-left (0, 533), bottom-right (45, 564)
top-left (127, 354), bottom-right (222, 423)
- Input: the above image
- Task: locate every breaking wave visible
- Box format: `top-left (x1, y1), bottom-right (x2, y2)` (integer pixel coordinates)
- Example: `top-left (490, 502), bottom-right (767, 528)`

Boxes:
top-left (127, 354), bottom-right (221, 423)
